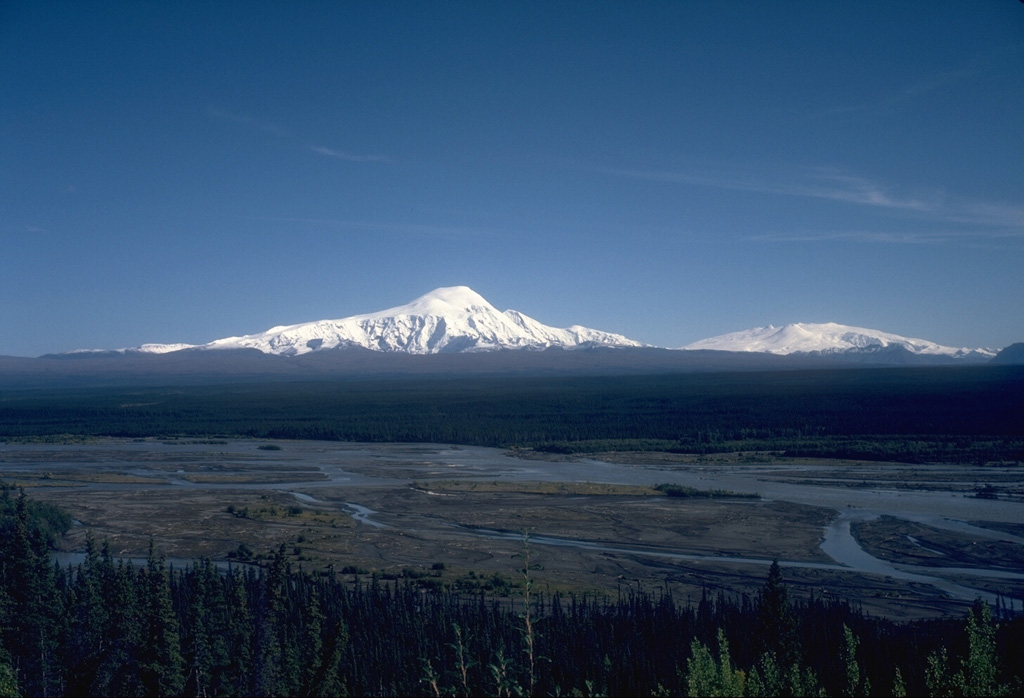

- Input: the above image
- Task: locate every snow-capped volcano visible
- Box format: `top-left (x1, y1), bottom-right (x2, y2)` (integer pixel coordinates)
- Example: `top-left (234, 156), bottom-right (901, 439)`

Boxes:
top-left (683, 323), bottom-right (995, 360)
top-left (131, 286), bottom-right (644, 356)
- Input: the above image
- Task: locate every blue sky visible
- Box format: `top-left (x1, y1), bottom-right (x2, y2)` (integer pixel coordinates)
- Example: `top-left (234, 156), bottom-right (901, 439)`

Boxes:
top-left (2, 1), bottom-right (1022, 357)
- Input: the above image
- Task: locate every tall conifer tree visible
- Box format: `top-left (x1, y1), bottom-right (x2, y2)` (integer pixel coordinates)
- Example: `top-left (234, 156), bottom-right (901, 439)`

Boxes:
top-left (139, 541), bottom-right (184, 696)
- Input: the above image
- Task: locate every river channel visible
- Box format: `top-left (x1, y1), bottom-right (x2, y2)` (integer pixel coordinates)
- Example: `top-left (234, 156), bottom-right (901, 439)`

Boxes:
top-left (3, 439), bottom-right (1021, 613)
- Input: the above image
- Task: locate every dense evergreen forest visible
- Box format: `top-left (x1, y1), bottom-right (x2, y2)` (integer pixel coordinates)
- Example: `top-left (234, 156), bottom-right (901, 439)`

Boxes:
top-left (2, 482), bottom-right (1022, 697)
top-left (2, 366), bottom-right (1023, 463)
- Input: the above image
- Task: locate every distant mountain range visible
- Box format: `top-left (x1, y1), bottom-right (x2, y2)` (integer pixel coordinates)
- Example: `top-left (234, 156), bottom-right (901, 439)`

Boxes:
top-left (75, 285), bottom-right (995, 361)
top-left (2, 286), bottom-right (1018, 387)
top-left (683, 322), bottom-right (996, 362)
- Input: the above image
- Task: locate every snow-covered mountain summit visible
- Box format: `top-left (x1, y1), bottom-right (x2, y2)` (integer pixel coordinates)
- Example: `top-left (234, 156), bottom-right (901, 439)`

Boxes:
top-left (132, 286), bottom-right (644, 356)
top-left (683, 322), bottom-right (995, 360)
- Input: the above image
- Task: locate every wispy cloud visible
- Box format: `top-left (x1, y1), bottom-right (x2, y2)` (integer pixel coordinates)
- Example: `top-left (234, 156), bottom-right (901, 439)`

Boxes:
top-left (2, 224), bottom-right (48, 237)
top-left (309, 145), bottom-right (393, 164)
top-left (746, 229), bottom-right (1022, 247)
top-left (797, 168), bottom-right (935, 212)
top-left (207, 106), bottom-right (393, 165)
top-left (811, 67), bottom-right (976, 120)
top-left (603, 164), bottom-right (934, 214)
top-left (604, 163), bottom-right (1024, 234)
top-left (811, 43), bottom-right (1022, 121)
top-left (944, 200), bottom-right (1024, 230)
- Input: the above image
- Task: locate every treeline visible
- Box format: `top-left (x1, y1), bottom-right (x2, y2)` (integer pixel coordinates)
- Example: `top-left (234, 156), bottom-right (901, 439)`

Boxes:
top-left (2, 484), bottom-right (1023, 697)
top-left (2, 367), bottom-right (1023, 462)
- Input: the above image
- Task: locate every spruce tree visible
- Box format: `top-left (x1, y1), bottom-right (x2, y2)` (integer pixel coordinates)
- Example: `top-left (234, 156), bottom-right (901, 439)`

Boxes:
top-left (222, 568), bottom-right (255, 696)
top-left (63, 533), bottom-right (110, 696)
top-left (757, 560), bottom-right (797, 666)
top-left (5, 489), bottom-right (64, 697)
top-left (180, 561), bottom-right (229, 698)
top-left (139, 541), bottom-right (185, 696)
top-left (0, 648), bottom-right (18, 698)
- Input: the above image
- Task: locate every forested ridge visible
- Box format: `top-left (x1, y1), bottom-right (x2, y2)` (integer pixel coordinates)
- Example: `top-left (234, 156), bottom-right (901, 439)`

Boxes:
top-left (1, 482), bottom-right (1022, 697)
top-left (2, 366), bottom-right (1023, 463)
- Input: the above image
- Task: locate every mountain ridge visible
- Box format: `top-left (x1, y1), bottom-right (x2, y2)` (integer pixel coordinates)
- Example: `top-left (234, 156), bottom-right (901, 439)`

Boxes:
top-left (103, 286), bottom-right (645, 357)
top-left (54, 287), bottom-right (1000, 362)
top-left (683, 322), bottom-right (995, 361)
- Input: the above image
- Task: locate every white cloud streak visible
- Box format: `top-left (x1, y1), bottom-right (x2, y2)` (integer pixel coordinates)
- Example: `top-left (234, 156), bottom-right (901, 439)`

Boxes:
top-left (746, 229), bottom-right (1021, 247)
top-left (207, 106), bottom-right (393, 165)
top-left (604, 164), bottom-right (1024, 239)
top-left (809, 42), bottom-right (1023, 121)
top-left (810, 67), bottom-right (976, 120)
top-left (604, 165), bottom-right (932, 213)
top-left (308, 145), bottom-right (393, 164)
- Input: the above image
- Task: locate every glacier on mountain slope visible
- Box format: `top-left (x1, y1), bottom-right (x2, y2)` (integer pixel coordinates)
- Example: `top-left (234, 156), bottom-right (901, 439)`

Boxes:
top-left (682, 322), bottom-right (995, 359)
top-left (131, 286), bottom-right (644, 356)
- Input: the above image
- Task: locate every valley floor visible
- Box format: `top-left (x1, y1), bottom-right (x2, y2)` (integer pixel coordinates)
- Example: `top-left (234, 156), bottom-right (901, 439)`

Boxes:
top-left (4, 438), bottom-right (1021, 620)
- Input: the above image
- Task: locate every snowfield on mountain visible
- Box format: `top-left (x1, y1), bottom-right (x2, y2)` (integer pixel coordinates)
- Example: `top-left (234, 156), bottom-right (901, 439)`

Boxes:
top-left (66, 287), bottom-right (1000, 362)
top-left (682, 322), bottom-right (995, 360)
top-left (127, 286), bottom-right (645, 356)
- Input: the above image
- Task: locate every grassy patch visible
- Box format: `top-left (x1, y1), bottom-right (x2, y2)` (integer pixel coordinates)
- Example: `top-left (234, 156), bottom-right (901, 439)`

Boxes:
top-left (182, 472), bottom-right (327, 484)
top-left (6, 471), bottom-right (167, 485)
top-left (0, 434), bottom-right (96, 445)
top-left (227, 501), bottom-right (343, 526)
top-left (654, 483), bottom-right (760, 499)
top-left (414, 480), bottom-right (760, 499)
top-left (414, 480), bottom-right (661, 496)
